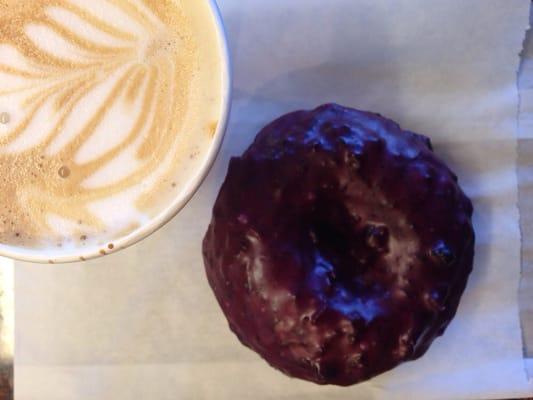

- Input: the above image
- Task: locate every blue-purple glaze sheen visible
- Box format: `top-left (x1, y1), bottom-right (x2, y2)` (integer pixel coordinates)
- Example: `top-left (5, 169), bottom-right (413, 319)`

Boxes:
top-left (203, 104), bottom-right (475, 386)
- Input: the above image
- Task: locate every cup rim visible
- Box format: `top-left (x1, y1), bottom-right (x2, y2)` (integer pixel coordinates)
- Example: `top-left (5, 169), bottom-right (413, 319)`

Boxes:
top-left (0, 0), bottom-right (232, 264)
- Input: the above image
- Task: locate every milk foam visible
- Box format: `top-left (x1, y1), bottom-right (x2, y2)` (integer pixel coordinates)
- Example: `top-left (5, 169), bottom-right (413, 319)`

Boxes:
top-left (0, 0), bottom-right (223, 254)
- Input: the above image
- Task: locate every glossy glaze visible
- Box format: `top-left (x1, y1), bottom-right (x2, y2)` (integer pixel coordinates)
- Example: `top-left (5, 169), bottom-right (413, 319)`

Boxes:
top-left (203, 104), bottom-right (475, 386)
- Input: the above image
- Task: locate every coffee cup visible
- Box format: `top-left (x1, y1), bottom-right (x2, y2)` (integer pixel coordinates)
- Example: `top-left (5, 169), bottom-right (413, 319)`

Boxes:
top-left (0, 0), bottom-right (231, 263)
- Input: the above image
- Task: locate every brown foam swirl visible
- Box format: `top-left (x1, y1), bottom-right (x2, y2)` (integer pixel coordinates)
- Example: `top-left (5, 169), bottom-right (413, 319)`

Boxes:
top-left (0, 0), bottom-right (218, 248)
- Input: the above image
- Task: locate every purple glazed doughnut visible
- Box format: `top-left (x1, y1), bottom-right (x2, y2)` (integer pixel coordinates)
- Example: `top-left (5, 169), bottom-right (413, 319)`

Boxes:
top-left (202, 104), bottom-right (475, 386)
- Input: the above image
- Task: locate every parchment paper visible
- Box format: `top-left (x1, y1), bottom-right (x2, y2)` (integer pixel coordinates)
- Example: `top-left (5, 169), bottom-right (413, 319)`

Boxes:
top-left (15, 1), bottom-right (533, 399)
top-left (0, 258), bottom-right (13, 399)
top-left (518, 2), bottom-right (533, 382)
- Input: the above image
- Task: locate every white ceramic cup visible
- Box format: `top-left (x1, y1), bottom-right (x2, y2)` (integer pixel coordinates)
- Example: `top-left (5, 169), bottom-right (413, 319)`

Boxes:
top-left (0, 0), bottom-right (232, 264)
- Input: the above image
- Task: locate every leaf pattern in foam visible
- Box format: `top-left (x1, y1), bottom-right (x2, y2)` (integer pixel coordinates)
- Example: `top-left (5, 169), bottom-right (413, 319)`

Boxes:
top-left (0, 0), bottom-right (196, 245)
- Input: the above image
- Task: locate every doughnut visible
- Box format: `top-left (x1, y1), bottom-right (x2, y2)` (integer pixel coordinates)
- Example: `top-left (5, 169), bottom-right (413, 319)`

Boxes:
top-left (202, 104), bottom-right (475, 386)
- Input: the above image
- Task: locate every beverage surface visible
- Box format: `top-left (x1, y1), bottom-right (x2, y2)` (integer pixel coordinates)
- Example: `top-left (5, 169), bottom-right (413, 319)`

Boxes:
top-left (0, 0), bottom-right (223, 253)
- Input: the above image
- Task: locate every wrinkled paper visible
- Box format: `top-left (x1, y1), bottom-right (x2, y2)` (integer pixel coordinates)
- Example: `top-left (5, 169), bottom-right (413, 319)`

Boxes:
top-left (15, 1), bottom-right (533, 399)
top-left (518, 2), bottom-right (533, 382)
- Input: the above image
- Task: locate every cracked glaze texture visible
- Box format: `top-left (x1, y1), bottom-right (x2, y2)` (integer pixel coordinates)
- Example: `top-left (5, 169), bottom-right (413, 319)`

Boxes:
top-left (203, 104), bottom-right (475, 386)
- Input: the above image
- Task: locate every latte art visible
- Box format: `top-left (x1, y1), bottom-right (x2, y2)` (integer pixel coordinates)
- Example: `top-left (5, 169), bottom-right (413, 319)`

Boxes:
top-left (0, 0), bottom-right (223, 252)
